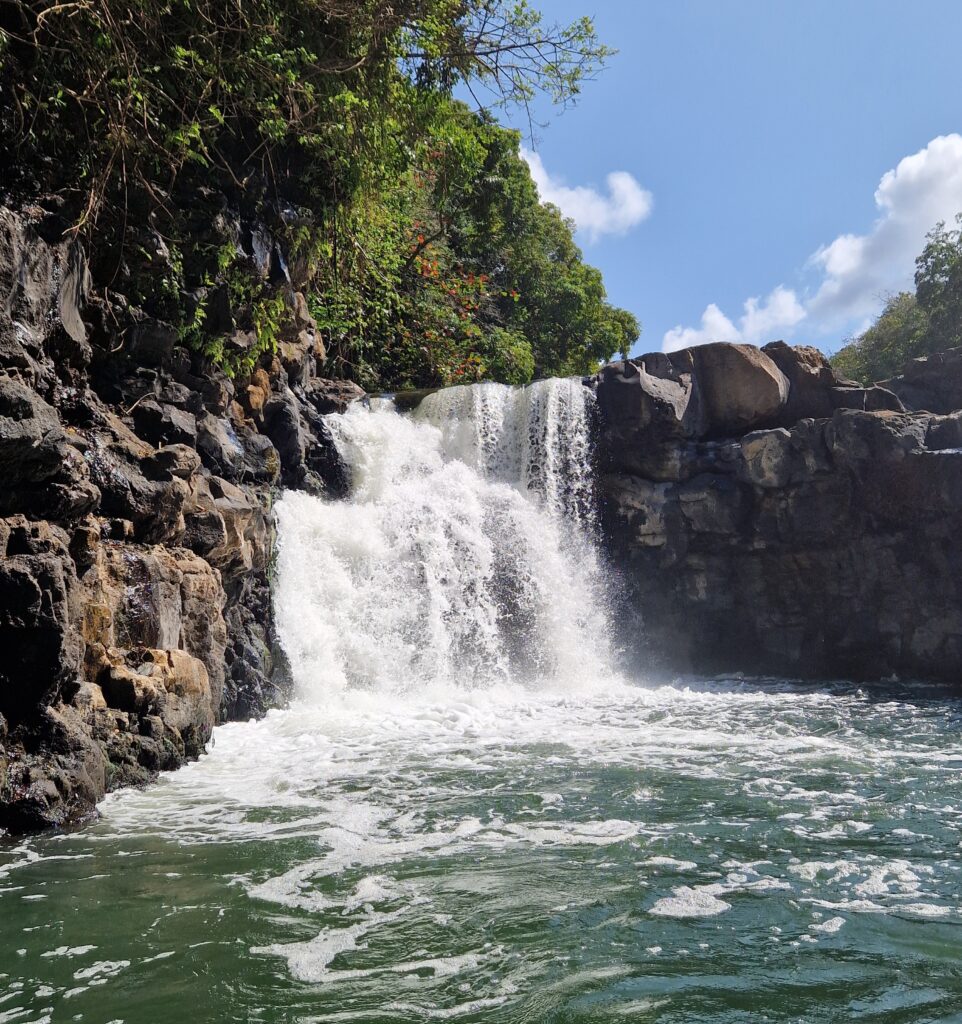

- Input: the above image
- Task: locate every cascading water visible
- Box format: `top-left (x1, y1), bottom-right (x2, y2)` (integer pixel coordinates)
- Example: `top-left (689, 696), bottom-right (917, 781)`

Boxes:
top-left (3, 379), bottom-right (962, 1023)
top-left (274, 379), bottom-right (620, 700)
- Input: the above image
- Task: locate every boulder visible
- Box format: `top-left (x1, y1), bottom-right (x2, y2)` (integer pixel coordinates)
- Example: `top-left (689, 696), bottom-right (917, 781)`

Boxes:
top-left (132, 398), bottom-right (198, 446)
top-left (84, 427), bottom-right (189, 543)
top-left (829, 385), bottom-right (904, 413)
top-left (184, 474), bottom-right (269, 574)
top-left (925, 411), bottom-right (962, 451)
top-left (262, 387), bottom-right (307, 487)
top-left (100, 648), bottom-right (215, 752)
top-left (0, 703), bottom-right (107, 833)
top-left (302, 377), bottom-right (365, 415)
top-left (594, 354), bottom-right (705, 478)
top-left (88, 545), bottom-right (228, 711)
top-left (690, 343), bottom-right (790, 436)
top-left (825, 408), bottom-right (928, 464)
top-left (144, 443), bottom-right (202, 481)
top-left (0, 376), bottom-right (64, 480)
top-left (196, 413), bottom-right (246, 479)
top-left (241, 367), bottom-right (272, 418)
top-left (124, 316), bottom-right (178, 367)
top-left (0, 525), bottom-right (82, 720)
top-left (762, 341), bottom-right (837, 421)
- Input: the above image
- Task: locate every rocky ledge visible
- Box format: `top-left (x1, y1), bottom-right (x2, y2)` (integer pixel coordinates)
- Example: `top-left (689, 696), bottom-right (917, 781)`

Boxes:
top-left (0, 205), bottom-right (360, 833)
top-left (592, 341), bottom-right (962, 683)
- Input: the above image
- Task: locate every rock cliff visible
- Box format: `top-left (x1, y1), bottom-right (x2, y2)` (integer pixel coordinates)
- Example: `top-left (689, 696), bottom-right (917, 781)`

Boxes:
top-left (0, 204), bottom-right (360, 832)
top-left (592, 342), bottom-right (962, 683)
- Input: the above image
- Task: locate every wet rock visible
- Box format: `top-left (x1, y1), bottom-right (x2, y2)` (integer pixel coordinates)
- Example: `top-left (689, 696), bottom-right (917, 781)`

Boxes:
top-left (0, 523), bottom-right (82, 721)
top-left (88, 545), bottom-right (228, 710)
top-left (58, 246), bottom-right (92, 348)
top-left (100, 648), bottom-right (215, 752)
top-left (0, 703), bottom-right (107, 832)
top-left (241, 367), bottom-right (271, 418)
top-left (0, 376), bottom-right (64, 479)
top-left (598, 386), bottom-right (962, 683)
top-left (262, 387), bottom-right (307, 487)
top-left (196, 413), bottom-right (246, 479)
top-left (301, 376), bottom-right (365, 416)
top-left (0, 199), bottom-right (301, 833)
top-left (84, 426), bottom-right (189, 544)
top-left (144, 443), bottom-right (202, 481)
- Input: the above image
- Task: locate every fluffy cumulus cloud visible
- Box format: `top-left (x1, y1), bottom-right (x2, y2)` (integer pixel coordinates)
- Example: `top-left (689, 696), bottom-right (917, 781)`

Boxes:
top-left (663, 286), bottom-right (805, 353)
top-left (521, 148), bottom-right (653, 243)
top-left (662, 134), bottom-right (962, 353)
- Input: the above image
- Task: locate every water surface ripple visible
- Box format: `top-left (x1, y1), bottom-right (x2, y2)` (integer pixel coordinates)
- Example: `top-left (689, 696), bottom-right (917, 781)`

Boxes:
top-left (2, 382), bottom-right (961, 1022)
top-left (2, 679), bottom-right (962, 1023)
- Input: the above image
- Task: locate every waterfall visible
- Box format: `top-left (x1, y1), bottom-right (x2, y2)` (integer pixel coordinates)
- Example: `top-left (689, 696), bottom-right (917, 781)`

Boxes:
top-left (273, 378), bottom-right (621, 700)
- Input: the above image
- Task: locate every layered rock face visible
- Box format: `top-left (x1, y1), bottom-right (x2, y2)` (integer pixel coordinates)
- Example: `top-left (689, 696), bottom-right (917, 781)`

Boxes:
top-left (593, 342), bottom-right (962, 683)
top-left (0, 206), bottom-right (359, 832)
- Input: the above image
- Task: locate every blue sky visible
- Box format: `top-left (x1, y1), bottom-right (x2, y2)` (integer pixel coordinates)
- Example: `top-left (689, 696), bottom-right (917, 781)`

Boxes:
top-left (497, 0), bottom-right (962, 357)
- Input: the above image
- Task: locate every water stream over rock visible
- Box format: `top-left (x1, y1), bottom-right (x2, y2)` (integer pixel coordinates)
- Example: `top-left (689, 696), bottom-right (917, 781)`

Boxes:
top-left (2, 380), bottom-right (961, 1023)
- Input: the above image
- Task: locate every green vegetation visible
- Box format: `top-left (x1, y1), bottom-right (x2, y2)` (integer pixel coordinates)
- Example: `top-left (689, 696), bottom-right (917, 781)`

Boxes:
top-left (0, 0), bottom-right (638, 387)
top-left (831, 217), bottom-right (962, 383)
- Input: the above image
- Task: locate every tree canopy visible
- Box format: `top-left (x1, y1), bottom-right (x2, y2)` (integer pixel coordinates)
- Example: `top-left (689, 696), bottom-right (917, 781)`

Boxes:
top-left (831, 217), bottom-right (962, 383)
top-left (0, 0), bottom-right (637, 386)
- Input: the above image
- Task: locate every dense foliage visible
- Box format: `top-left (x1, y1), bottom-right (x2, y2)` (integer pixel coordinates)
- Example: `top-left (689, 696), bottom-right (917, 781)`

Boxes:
top-left (0, 0), bottom-right (638, 386)
top-left (831, 218), bottom-right (962, 383)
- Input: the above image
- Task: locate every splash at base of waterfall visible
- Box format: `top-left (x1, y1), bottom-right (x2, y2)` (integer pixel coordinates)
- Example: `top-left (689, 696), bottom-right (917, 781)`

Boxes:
top-left (275, 379), bottom-right (621, 700)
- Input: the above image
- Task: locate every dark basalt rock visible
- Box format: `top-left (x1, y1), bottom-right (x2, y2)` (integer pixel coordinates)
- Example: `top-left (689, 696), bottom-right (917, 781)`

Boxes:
top-left (593, 341), bottom-right (962, 684)
top-left (0, 203), bottom-right (358, 834)
top-left (880, 346), bottom-right (962, 414)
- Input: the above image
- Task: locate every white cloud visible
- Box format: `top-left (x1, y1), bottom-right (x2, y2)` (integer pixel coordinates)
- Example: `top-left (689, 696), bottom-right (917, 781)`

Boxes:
top-left (663, 286), bottom-right (805, 353)
top-left (807, 134), bottom-right (962, 325)
top-left (521, 147), bottom-right (653, 243)
top-left (661, 134), bottom-right (962, 353)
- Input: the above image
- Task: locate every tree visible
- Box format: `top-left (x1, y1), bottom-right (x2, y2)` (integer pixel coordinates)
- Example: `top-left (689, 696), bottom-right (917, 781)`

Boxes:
top-left (831, 292), bottom-right (928, 383)
top-left (0, 0), bottom-right (634, 388)
top-left (831, 217), bottom-right (962, 382)
top-left (915, 215), bottom-right (962, 351)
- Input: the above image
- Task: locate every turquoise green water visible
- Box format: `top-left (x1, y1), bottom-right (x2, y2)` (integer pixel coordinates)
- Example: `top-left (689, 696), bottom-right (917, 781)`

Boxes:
top-left (2, 679), bottom-right (962, 1024)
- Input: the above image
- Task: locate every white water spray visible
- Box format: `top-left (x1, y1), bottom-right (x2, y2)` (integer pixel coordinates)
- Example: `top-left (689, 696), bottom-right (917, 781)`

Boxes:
top-left (273, 378), bottom-right (621, 700)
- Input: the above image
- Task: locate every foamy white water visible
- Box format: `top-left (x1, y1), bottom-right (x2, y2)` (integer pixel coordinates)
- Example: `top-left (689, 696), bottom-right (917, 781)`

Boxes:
top-left (2, 379), bottom-right (962, 1023)
top-left (274, 380), bottom-right (619, 700)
